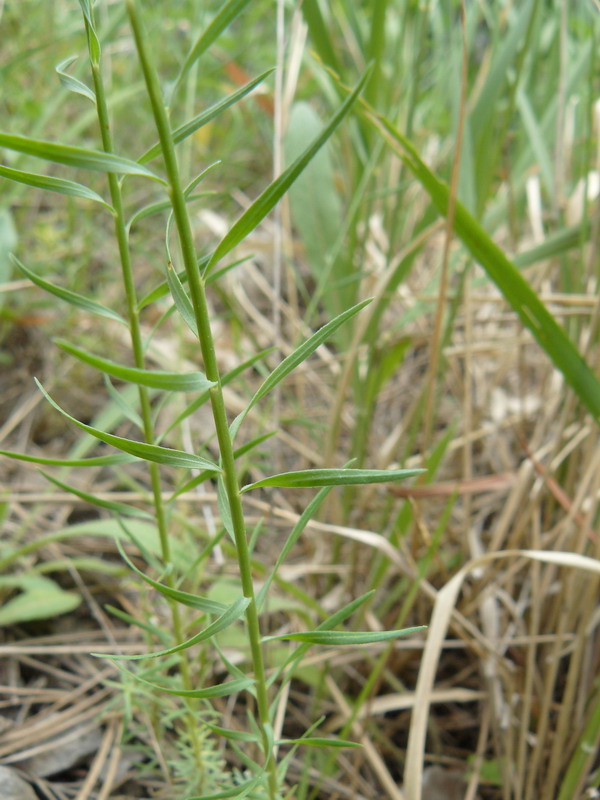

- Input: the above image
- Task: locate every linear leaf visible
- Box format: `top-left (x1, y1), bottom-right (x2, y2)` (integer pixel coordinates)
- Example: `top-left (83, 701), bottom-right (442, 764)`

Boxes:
top-left (0, 164), bottom-right (111, 209)
top-left (140, 69), bottom-right (274, 164)
top-left (12, 256), bottom-right (126, 324)
top-left (117, 540), bottom-right (227, 615)
top-left (264, 626), bottom-right (426, 645)
top-left (55, 56), bottom-right (96, 103)
top-left (228, 299), bottom-right (372, 442)
top-left (96, 596), bottom-right (250, 659)
top-left (35, 380), bottom-right (221, 472)
top-left (166, 261), bottom-right (198, 337)
top-left (176, 0), bottom-right (254, 90)
top-left (0, 449), bottom-right (136, 467)
top-left (242, 467), bottom-right (424, 492)
top-left (120, 669), bottom-right (253, 699)
top-left (187, 771), bottom-right (265, 800)
top-left (370, 111), bottom-right (600, 426)
top-left (202, 720), bottom-right (258, 742)
top-left (278, 736), bottom-right (360, 749)
top-left (206, 69), bottom-right (370, 273)
top-left (55, 339), bottom-right (215, 392)
top-left (41, 471), bottom-right (151, 518)
top-left (0, 131), bottom-right (160, 179)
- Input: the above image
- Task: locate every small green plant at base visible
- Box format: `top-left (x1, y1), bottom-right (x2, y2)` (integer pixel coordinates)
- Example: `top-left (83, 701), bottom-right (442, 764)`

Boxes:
top-left (0, 2), bottom-right (425, 797)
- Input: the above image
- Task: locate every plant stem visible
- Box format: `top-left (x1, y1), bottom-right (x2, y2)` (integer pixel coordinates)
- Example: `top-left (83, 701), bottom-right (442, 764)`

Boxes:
top-left (81, 6), bottom-right (202, 776)
top-left (125, 2), bottom-right (278, 797)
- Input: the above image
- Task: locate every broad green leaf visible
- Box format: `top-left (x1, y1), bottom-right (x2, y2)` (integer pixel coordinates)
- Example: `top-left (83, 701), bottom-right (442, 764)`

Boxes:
top-left (175, 0), bottom-right (254, 91)
top-left (140, 69), bottom-right (274, 164)
top-left (55, 339), bottom-right (215, 392)
top-left (96, 596), bottom-right (250, 659)
top-left (0, 449), bottom-right (136, 467)
top-left (0, 575), bottom-right (81, 626)
top-left (242, 467), bottom-right (424, 492)
top-left (370, 112), bottom-right (600, 426)
top-left (0, 131), bottom-right (160, 179)
top-left (55, 55), bottom-right (96, 103)
top-left (40, 471), bottom-right (151, 518)
top-left (0, 208), bottom-right (17, 309)
top-left (0, 164), bottom-right (111, 209)
top-left (35, 379), bottom-right (221, 472)
top-left (285, 102), bottom-right (343, 306)
top-left (12, 256), bottom-right (126, 325)
top-left (264, 626), bottom-right (426, 645)
top-left (206, 70), bottom-right (370, 273)
top-left (117, 540), bottom-right (227, 615)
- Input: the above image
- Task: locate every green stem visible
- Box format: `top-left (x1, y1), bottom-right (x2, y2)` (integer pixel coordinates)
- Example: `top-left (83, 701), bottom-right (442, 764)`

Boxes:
top-left (125, 2), bottom-right (278, 797)
top-left (81, 5), bottom-right (202, 774)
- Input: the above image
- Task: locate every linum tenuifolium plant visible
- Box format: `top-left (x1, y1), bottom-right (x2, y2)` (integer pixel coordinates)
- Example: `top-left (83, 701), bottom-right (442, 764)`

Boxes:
top-left (0, 1), bottom-right (425, 798)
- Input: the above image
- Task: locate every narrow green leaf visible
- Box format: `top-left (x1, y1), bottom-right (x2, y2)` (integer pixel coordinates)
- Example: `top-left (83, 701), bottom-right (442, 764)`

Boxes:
top-left (35, 379), bottom-right (221, 472)
top-left (12, 256), bottom-right (126, 325)
top-left (229, 299), bottom-right (372, 442)
top-left (166, 347), bottom-right (274, 437)
top-left (40, 471), bottom-right (151, 518)
top-left (55, 338), bottom-right (215, 392)
top-left (271, 591), bottom-right (376, 685)
top-left (264, 626), bottom-right (426, 645)
top-left (242, 467), bottom-right (424, 492)
top-left (371, 112), bottom-right (600, 425)
top-left (78, 0), bottom-right (101, 65)
top-left (95, 596), bottom-right (250, 659)
top-left (186, 771), bottom-right (265, 800)
top-left (166, 261), bottom-right (198, 337)
top-left (0, 164), bottom-right (112, 209)
top-left (202, 720), bottom-right (258, 742)
top-left (0, 449), bottom-right (136, 467)
top-left (175, 0), bottom-right (254, 90)
top-left (55, 56), bottom-right (96, 103)
top-left (0, 131), bottom-right (160, 179)
top-left (140, 69), bottom-right (274, 164)
top-left (117, 540), bottom-right (227, 615)
top-left (257, 485), bottom-right (333, 612)
top-left (278, 736), bottom-right (360, 749)
top-left (119, 668), bottom-right (253, 698)
top-left (206, 69), bottom-right (370, 273)
top-left (104, 375), bottom-right (144, 431)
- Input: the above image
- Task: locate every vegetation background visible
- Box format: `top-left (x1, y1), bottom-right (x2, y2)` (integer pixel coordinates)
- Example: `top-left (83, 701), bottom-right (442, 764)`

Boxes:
top-left (0, 1), bottom-right (599, 799)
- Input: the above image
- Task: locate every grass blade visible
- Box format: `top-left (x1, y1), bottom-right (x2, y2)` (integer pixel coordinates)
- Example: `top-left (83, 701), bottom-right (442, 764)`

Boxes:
top-left (370, 112), bottom-right (600, 425)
